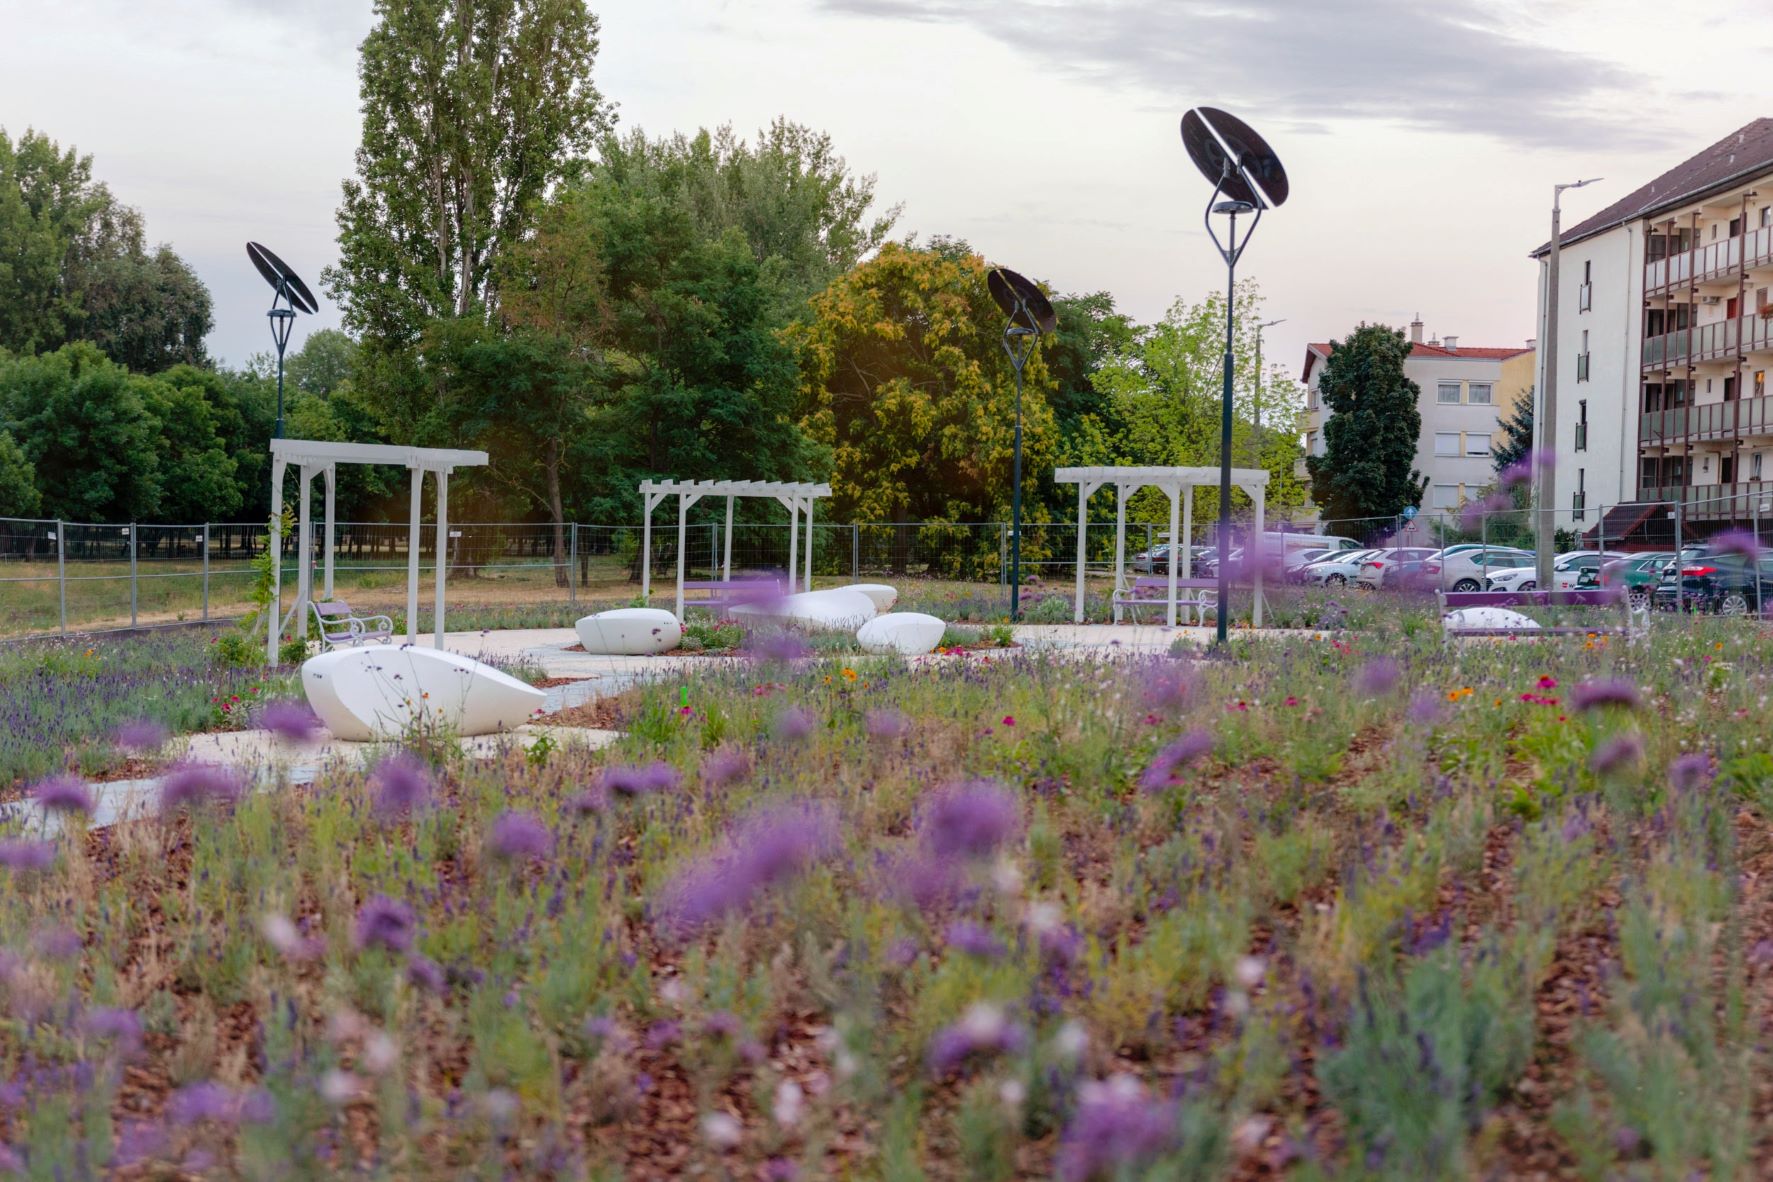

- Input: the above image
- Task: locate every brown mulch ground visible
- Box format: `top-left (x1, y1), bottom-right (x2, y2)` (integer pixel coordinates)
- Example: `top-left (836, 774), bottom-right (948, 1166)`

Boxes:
top-left (543, 692), bottom-right (639, 731)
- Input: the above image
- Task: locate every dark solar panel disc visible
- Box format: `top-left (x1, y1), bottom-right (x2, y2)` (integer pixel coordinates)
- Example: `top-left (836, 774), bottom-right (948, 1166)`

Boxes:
top-left (1180, 108), bottom-right (1289, 209)
top-left (246, 241), bottom-right (319, 314)
top-left (1002, 268), bottom-right (1057, 334)
top-left (988, 269), bottom-right (1017, 319)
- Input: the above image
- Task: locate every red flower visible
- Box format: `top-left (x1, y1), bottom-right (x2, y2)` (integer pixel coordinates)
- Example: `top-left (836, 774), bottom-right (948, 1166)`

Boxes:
top-left (1001, 715), bottom-right (1016, 727)
top-left (1537, 675), bottom-right (1558, 690)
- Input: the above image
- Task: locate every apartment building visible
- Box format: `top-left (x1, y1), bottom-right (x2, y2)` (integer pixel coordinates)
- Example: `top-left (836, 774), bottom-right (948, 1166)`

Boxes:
top-left (1300, 322), bottom-right (1535, 515)
top-left (1530, 117), bottom-right (1773, 543)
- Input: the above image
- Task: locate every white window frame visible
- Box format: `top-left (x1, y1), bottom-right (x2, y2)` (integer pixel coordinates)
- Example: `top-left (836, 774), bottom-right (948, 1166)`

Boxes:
top-left (1467, 382), bottom-right (1493, 405)
top-left (1464, 432), bottom-right (1491, 456)
top-left (1433, 432), bottom-right (1461, 457)
top-left (1431, 484), bottom-right (1461, 510)
top-left (1436, 381), bottom-right (1461, 404)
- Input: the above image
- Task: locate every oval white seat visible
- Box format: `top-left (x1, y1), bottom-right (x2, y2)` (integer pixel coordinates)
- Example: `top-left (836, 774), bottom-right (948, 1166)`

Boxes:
top-left (734, 589), bottom-right (877, 630)
top-left (301, 645), bottom-right (546, 741)
top-left (576, 608), bottom-right (682, 655)
top-left (844, 583), bottom-right (899, 612)
top-left (1443, 607), bottom-right (1541, 632)
top-left (856, 612), bottom-right (946, 656)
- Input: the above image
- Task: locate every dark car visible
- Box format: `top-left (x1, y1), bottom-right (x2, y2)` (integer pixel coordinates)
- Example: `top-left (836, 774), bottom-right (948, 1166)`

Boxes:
top-left (1598, 552), bottom-right (1674, 610)
top-left (1652, 548), bottom-right (1773, 615)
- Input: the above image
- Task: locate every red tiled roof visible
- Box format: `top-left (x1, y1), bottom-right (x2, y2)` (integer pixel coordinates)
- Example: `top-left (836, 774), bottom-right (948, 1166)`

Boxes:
top-left (1301, 340), bottom-right (1532, 382)
top-left (1530, 117), bottom-right (1773, 256)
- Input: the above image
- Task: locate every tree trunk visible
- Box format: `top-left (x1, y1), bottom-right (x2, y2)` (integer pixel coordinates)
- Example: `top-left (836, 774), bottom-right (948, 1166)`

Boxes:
top-left (547, 438), bottom-right (568, 588)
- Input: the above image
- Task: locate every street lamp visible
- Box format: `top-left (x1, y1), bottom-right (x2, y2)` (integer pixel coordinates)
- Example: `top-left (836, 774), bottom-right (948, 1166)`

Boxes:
top-left (1537, 177), bottom-right (1602, 591)
top-left (1254, 318), bottom-right (1286, 464)
top-left (1180, 107), bottom-right (1290, 647)
top-left (245, 242), bottom-right (319, 440)
top-left (986, 267), bottom-right (1056, 622)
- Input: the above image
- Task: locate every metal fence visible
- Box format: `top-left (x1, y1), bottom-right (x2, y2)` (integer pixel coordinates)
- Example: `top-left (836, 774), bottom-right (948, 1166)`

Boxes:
top-left (0, 502), bottom-right (1762, 640)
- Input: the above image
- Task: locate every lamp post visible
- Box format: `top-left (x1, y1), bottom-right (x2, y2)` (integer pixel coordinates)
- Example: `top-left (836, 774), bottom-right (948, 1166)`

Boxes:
top-left (1180, 107), bottom-right (1290, 647)
top-left (245, 243), bottom-right (319, 441)
top-left (1537, 177), bottom-right (1602, 591)
top-left (986, 268), bottom-right (1055, 622)
top-left (1254, 317), bottom-right (1285, 465)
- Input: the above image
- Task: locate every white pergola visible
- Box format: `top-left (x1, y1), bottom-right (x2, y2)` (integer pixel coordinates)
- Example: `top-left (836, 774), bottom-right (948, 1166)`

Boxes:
top-left (639, 479), bottom-right (833, 621)
top-left (1054, 465), bottom-right (1269, 627)
top-left (267, 439), bottom-right (489, 663)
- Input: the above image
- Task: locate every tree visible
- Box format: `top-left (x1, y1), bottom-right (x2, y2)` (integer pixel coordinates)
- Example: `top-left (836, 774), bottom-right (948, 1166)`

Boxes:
top-left (1305, 324), bottom-right (1427, 534)
top-left (324, 0), bottom-right (612, 344)
top-left (0, 431), bottom-right (39, 518)
top-left (1492, 388), bottom-right (1534, 473)
top-left (0, 343), bottom-right (161, 522)
top-left (136, 376), bottom-right (240, 521)
top-left (0, 128), bottom-right (212, 369)
top-left (793, 239), bottom-right (1056, 523)
top-left (285, 328), bottom-right (358, 397)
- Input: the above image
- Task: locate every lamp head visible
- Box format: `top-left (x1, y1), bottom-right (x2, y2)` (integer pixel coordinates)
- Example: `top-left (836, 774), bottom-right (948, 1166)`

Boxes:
top-left (1212, 199), bottom-right (1256, 216)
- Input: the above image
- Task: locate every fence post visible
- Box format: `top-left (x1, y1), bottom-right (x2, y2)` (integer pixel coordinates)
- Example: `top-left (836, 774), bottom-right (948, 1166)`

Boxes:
top-left (128, 523), bottom-right (138, 627)
top-left (202, 522), bottom-right (211, 621)
top-left (999, 524), bottom-right (1008, 587)
top-left (852, 524), bottom-right (859, 580)
top-left (568, 523), bottom-right (578, 606)
top-left (55, 521), bottom-right (66, 635)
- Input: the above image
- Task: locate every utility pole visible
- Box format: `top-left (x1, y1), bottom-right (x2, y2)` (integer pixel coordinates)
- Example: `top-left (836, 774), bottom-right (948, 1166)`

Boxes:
top-left (1538, 178), bottom-right (1602, 589)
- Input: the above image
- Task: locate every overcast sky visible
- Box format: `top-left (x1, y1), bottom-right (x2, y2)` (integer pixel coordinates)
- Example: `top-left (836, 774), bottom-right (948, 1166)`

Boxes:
top-left (3, 0), bottom-right (1770, 382)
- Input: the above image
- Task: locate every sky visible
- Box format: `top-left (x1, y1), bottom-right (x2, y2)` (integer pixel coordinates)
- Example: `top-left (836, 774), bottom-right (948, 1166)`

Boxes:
top-left (3, 0), bottom-right (1771, 383)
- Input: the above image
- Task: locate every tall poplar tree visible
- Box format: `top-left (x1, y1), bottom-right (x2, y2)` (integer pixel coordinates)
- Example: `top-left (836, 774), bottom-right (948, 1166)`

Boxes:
top-left (324, 0), bottom-right (612, 345)
top-left (1305, 323), bottom-right (1426, 534)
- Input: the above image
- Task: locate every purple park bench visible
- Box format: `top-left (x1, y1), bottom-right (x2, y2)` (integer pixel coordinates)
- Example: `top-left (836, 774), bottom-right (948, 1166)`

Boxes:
top-left (1437, 587), bottom-right (1647, 641)
top-left (1113, 576), bottom-right (1218, 626)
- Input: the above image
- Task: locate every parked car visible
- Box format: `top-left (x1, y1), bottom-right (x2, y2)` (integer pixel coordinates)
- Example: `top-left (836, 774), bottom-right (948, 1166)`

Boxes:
top-left (1551, 550), bottom-right (1627, 591)
top-left (1132, 544), bottom-right (1174, 574)
top-left (1420, 546), bottom-right (1533, 592)
top-left (1354, 547), bottom-right (1439, 590)
top-left (1652, 547), bottom-right (1773, 615)
top-left (1282, 548), bottom-right (1332, 582)
top-left (1485, 550), bottom-right (1625, 594)
top-left (1598, 552), bottom-right (1674, 609)
top-left (1304, 548), bottom-right (1383, 587)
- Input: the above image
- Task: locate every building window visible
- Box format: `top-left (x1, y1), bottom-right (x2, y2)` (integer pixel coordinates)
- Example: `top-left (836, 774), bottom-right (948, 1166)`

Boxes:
top-left (1432, 484), bottom-right (1461, 510)
top-left (1758, 370), bottom-right (1768, 398)
top-left (1433, 432), bottom-right (1460, 457)
top-left (1465, 432), bottom-right (1491, 456)
top-left (1762, 206), bottom-right (1772, 228)
top-left (1576, 399), bottom-right (1588, 452)
top-left (1467, 382), bottom-right (1492, 405)
top-left (1755, 452), bottom-right (1765, 481)
top-left (1573, 469), bottom-right (1586, 521)
top-left (1579, 260), bottom-right (1593, 312)
top-left (1437, 381), bottom-right (1461, 404)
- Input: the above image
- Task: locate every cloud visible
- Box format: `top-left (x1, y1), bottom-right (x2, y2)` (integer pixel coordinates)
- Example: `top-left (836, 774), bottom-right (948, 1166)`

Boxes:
top-left (818, 0), bottom-right (1681, 150)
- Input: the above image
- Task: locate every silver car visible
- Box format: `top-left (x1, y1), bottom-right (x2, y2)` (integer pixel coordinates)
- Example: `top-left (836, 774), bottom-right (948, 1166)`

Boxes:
top-left (1305, 548), bottom-right (1384, 587)
top-left (1425, 546), bottom-right (1534, 592)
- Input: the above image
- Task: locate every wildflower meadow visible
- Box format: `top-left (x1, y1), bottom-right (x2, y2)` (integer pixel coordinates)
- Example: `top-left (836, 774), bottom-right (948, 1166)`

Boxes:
top-left (3, 612), bottom-right (1773, 1180)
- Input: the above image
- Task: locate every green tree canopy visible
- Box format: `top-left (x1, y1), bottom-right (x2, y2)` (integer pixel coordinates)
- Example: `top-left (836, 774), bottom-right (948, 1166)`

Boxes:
top-left (793, 239), bottom-right (1056, 523)
top-left (285, 329), bottom-right (358, 397)
top-left (0, 430), bottom-right (40, 519)
top-left (0, 343), bottom-right (161, 521)
top-left (324, 0), bottom-right (612, 344)
top-left (1305, 323), bottom-right (1426, 534)
top-left (0, 128), bottom-right (211, 369)
top-left (1492, 387), bottom-right (1534, 473)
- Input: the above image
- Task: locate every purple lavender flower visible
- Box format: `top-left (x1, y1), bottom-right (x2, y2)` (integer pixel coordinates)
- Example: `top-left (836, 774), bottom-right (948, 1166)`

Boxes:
top-left (748, 632), bottom-right (810, 664)
top-left (1570, 678), bottom-right (1641, 713)
top-left (565, 785), bottom-right (608, 815)
top-left (1709, 528), bottom-right (1762, 561)
top-left (1140, 666), bottom-right (1198, 713)
top-left (167, 1081), bottom-right (240, 1126)
top-left (114, 720), bottom-right (168, 753)
top-left (1590, 734), bottom-right (1644, 777)
top-left (774, 706), bottom-right (816, 743)
top-left (406, 955), bottom-right (446, 993)
top-left (159, 762), bottom-right (245, 813)
top-left (82, 1007), bottom-right (143, 1052)
top-left (354, 895), bottom-right (416, 954)
top-left (602, 761), bottom-right (681, 797)
top-left (30, 774), bottom-right (93, 816)
top-left (1138, 730), bottom-right (1214, 793)
top-left (371, 755), bottom-right (432, 817)
top-left (1405, 691), bottom-right (1446, 727)
top-left (703, 1011), bottom-right (743, 1040)
top-left (654, 799), bottom-right (838, 938)
top-left (1669, 753), bottom-right (1713, 793)
top-left (699, 747), bottom-right (751, 786)
top-left (260, 700), bottom-right (323, 743)
top-left (33, 925), bottom-right (82, 960)
top-left (0, 840), bottom-right (55, 872)
top-left (1055, 1074), bottom-right (1179, 1181)
top-left (645, 1021), bottom-right (682, 1050)
top-left (884, 851), bottom-right (967, 910)
top-left (944, 920), bottom-right (1006, 960)
top-left (919, 781), bottom-right (1020, 859)
top-left (864, 709), bottom-right (912, 739)
top-left (1353, 657), bottom-right (1401, 698)
top-left (925, 1002), bottom-right (1027, 1076)
top-left (486, 811), bottom-right (554, 862)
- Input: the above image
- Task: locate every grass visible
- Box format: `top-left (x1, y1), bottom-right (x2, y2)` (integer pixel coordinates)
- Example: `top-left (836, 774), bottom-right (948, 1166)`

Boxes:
top-left (2, 608), bottom-right (1771, 1177)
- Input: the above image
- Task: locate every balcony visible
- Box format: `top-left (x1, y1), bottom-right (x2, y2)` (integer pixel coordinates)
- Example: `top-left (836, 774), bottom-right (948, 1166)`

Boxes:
top-left (1641, 313), bottom-right (1773, 370)
top-left (1638, 481), bottom-right (1773, 520)
top-left (1645, 225), bottom-right (1773, 295)
top-left (1638, 395), bottom-right (1773, 444)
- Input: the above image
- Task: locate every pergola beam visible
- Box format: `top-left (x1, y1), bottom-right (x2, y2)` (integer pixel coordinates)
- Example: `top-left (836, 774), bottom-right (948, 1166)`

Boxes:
top-left (639, 479), bottom-right (833, 620)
